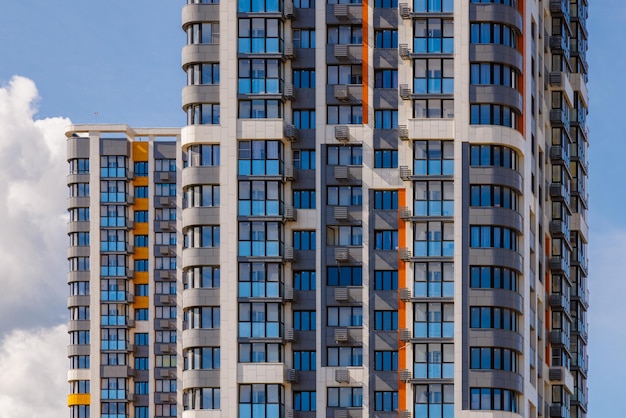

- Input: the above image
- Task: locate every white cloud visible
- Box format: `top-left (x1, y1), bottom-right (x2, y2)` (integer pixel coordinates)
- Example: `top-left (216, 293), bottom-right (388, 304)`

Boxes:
top-left (0, 324), bottom-right (67, 418)
top-left (0, 76), bottom-right (70, 332)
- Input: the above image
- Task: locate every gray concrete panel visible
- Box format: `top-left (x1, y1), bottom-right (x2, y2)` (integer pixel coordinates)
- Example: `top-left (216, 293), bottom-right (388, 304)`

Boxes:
top-left (469, 3), bottom-right (523, 33)
top-left (292, 88), bottom-right (316, 109)
top-left (468, 207), bottom-right (523, 232)
top-left (468, 288), bottom-right (523, 313)
top-left (467, 328), bottom-right (523, 353)
top-left (373, 49), bottom-right (398, 69)
top-left (182, 166), bottom-right (220, 188)
top-left (67, 271), bottom-right (90, 283)
top-left (67, 136), bottom-right (90, 160)
top-left (468, 247), bottom-right (523, 272)
top-left (469, 85), bottom-right (523, 114)
top-left (181, 207), bottom-right (220, 229)
top-left (469, 44), bottom-right (523, 73)
top-left (154, 142), bottom-right (177, 159)
top-left (182, 329), bottom-right (220, 350)
top-left (101, 365), bottom-right (132, 378)
top-left (67, 344), bottom-right (90, 357)
top-left (68, 320), bottom-right (90, 332)
top-left (182, 3), bottom-right (219, 27)
top-left (183, 369), bottom-right (220, 389)
top-left (373, 88), bottom-right (399, 109)
top-left (291, 9), bottom-right (315, 29)
top-left (182, 288), bottom-right (220, 309)
top-left (373, 9), bottom-right (398, 29)
top-left (67, 295), bottom-right (90, 308)
top-left (182, 44), bottom-right (220, 67)
top-left (182, 247), bottom-right (220, 268)
top-left (468, 166), bottom-right (523, 193)
top-left (182, 85), bottom-right (220, 109)
top-left (467, 369), bottom-right (523, 393)
top-left (100, 138), bottom-right (130, 155)
top-left (67, 246), bottom-right (90, 259)
top-left (67, 173), bottom-right (90, 185)
top-left (373, 129), bottom-right (400, 149)
top-left (67, 221), bottom-right (90, 234)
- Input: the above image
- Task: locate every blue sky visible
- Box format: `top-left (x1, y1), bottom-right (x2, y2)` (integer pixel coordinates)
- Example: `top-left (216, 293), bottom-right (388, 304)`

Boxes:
top-left (0, 0), bottom-right (620, 417)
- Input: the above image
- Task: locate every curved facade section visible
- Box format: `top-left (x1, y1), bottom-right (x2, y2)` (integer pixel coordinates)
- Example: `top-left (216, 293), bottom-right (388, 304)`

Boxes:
top-left (182, 44), bottom-right (220, 70)
top-left (182, 329), bottom-right (220, 351)
top-left (182, 4), bottom-right (220, 30)
top-left (182, 166), bottom-right (220, 188)
top-left (469, 44), bottom-right (523, 73)
top-left (469, 207), bottom-right (523, 233)
top-left (182, 288), bottom-right (220, 309)
top-left (469, 85), bottom-right (523, 115)
top-left (469, 167), bottom-right (523, 194)
top-left (467, 329), bottom-right (524, 354)
top-left (181, 207), bottom-right (220, 230)
top-left (182, 370), bottom-right (221, 390)
top-left (182, 85), bottom-right (220, 111)
top-left (468, 288), bottom-right (523, 313)
top-left (181, 125), bottom-right (223, 150)
top-left (469, 3), bottom-right (523, 32)
top-left (467, 370), bottom-right (523, 393)
top-left (182, 248), bottom-right (220, 269)
top-left (468, 247), bottom-right (523, 273)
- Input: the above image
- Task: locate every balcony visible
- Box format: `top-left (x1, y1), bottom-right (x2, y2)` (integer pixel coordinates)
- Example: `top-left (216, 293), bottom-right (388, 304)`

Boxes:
top-left (549, 256), bottom-right (569, 274)
top-left (550, 108), bottom-right (570, 127)
top-left (550, 182), bottom-right (570, 203)
top-left (549, 293), bottom-right (569, 311)
top-left (550, 145), bottom-right (570, 166)
top-left (549, 219), bottom-right (570, 238)
top-left (549, 330), bottom-right (569, 347)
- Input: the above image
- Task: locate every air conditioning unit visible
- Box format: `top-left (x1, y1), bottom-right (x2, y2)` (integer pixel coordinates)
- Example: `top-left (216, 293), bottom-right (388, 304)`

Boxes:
top-left (284, 43), bottom-right (295, 59)
top-left (284, 84), bottom-right (295, 101)
top-left (335, 368), bottom-right (350, 383)
top-left (285, 124), bottom-right (298, 140)
top-left (334, 328), bottom-right (349, 343)
top-left (284, 205), bottom-right (297, 221)
top-left (398, 125), bottom-right (409, 140)
top-left (284, 327), bottom-right (296, 342)
top-left (399, 288), bottom-right (411, 301)
top-left (335, 287), bottom-right (349, 302)
top-left (399, 44), bottom-right (410, 59)
top-left (335, 247), bottom-right (349, 261)
top-left (399, 166), bottom-right (412, 180)
top-left (399, 84), bottom-right (411, 99)
top-left (284, 165), bottom-right (296, 180)
top-left (335, 125), bottom-right (349, 141)
top-left (334, 206), bottom-right (348, 220)
top-left (334, 84), bottom-right (349, 100)
top-left (284, 247), bottom-right (296, 262)
top-left (399, 3), bottom-right (411, 18)
top-left (334, 165), bottom-right (349, 180)
top-left (399, 247), bottom-right (412, 261)
top-left (334, 44), bottom-right (348, 59)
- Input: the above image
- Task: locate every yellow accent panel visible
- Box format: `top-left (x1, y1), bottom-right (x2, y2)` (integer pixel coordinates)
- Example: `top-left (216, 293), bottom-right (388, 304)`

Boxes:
top-left (135, 248), bottom-right (149, 259)
top-left (68, 394), bottom-right (90, 406)
top-left (133, 142), bottom-right (149, 160)
top-left (134, 274), bottom-right (149, 285)
top-left (134, 223), bottom-right (149, 235)
top-left (133, 177), bottom-right (149, 187)
top-left (134, 296), bottom-right (149, 309)
top-left (134, 271), bottom-right (149, 280)
top-left (133, 197), bottom-right (149, 210)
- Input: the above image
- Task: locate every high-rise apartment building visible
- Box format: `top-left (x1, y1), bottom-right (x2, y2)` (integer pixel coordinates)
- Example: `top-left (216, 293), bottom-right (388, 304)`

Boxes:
top-left (67, 0), bottom-right (589, 417)
top-left (66, 126), bottom-right (181, 418)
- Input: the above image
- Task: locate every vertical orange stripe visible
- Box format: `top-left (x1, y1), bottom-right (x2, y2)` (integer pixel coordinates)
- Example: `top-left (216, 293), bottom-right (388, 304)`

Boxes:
top-left (361, 0), bottom-right (369, 125)
top-left (398, 189), bottom-right (407, 411)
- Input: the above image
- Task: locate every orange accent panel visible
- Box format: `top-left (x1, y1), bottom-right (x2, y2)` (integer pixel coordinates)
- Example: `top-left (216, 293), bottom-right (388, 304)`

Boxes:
top-left (135, 248), bottom-right (149, 259)
top-left (134, 296), bottom-right (149, 309)
top-left (397, 188), bottom-right (407, 411)
top-left (134, 272), bottom-right (149, 285)
top-left (67, 394), bottom-right (90, 406)
top-left (133, 197), bottom-right (149, 211)
top-left (133, 177), bottom-right (149, 187)
top-left (134, 223), bottom-right (148, 235)
top-left (132, 142), bottom-right (149, 160)
top-left (361, 0), bottom-right (369, 125)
